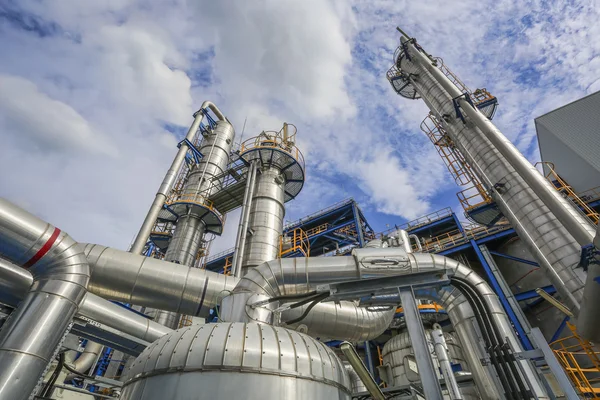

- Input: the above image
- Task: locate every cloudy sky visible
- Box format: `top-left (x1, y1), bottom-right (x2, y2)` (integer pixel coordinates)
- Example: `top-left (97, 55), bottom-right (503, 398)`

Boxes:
top-left (1, 0), bottom-right (599, 253)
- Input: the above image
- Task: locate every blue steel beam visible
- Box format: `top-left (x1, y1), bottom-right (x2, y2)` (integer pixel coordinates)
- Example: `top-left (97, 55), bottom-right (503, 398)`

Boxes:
top-left (407, 215), bottom-right (455, 235)
top-left (514, 285), bottom-right (556, 302)
top-left (489, 251), bottom-right (539, 267)
top-left (550, 316), bottom-right (570, 342)
top-left (352, 201), bottom-right (365, 247)
top-left (471, 240), bottom-right (533, 350)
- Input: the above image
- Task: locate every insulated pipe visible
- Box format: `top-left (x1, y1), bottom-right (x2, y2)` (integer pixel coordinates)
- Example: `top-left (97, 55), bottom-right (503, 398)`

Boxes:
top-left (400, 36), bottom-right (596, 246)
top-left (72, 341), bottom-right (103, 374)
top-left (0, 198), bottom-right (90, 400)
top-left (232, 161), bottom-right (258, 278)
top-left (431, 326), bottom-right (462, 400)
top-left (0, 258), bottom-right (171, 344)
top-left (84, 244), bottom-right (238, 317)
top-left (130, 101), bottom-right (227, 254)
top-left (339, 342), bottom-right (386, 400)
top-left (281, 301), bottom-right (395, 342)
top-left (221, 249), bottom-right (548, 399)
top-left (409, 234), bottom-right (423, 252)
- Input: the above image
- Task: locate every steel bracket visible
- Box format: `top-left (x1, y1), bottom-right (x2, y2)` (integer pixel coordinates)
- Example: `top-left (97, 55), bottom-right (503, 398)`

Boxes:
top-left (316, 269), bottom-right (452, 301)
top-left (452, 93), bottom-right (474, 122)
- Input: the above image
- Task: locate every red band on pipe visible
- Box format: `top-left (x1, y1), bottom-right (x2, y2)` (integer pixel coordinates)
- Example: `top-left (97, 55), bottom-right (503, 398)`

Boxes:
top-left (23, 227), bottom-right (61, 269)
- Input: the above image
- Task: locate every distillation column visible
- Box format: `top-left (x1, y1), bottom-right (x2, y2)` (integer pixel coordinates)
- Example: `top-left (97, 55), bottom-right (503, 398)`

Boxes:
top-left (234, 123), bottom-right (305, 277)
top-left (148, 110), bottom-right (234, 328)
top-left (387, 30), bottom-right (595, 330)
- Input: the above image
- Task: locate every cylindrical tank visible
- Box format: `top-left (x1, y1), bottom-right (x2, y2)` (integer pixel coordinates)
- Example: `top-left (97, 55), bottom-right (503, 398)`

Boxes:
top-left (241, 166), bottom-right (286, 271)
top-left (120, 322), bottom-right (351, 400)
top-left (382, 330), bottom-right (478, 399)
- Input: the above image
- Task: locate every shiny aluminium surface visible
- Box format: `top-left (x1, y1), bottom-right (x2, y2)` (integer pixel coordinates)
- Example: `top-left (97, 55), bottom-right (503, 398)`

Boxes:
top-left (232, 160), bottom-right (258, 277)
top-left (130, 101), bottom-right (227, 255)
top-left (0, 198), bottom-right (90, 400)
top-left (163, 214), bottom-right (206, 268)
top-left (0, 258), bottom-right (171, 343)
top-left (72, 341), bottom-right (103, 373)
top-left (342, 361), bottom-right (367, 394)
top-left (242, 166), bottom-right (286, 271)
top-left (120, 323), bottom-right (351, 400)
top-left (396, 38), bottom-right (587, 316)
top-left (84, 244), bottom-right (238, 317)
top-left (339, 341), bottom-right (385, 400)
top-left (223, 249), bottom-right (548, 399)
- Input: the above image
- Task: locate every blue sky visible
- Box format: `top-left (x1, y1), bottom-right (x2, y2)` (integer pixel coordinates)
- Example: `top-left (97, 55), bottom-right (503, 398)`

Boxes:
top-left (1, 0), bottom-right (599, 253)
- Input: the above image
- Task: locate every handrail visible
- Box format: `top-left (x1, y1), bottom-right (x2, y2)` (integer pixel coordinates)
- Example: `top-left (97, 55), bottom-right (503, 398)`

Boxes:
top-left (284, 198), bottom-right (355, 229)
top-left (379, 207), bottom-right (453, 237)
top-left (240, 131), bottom-right (305, 172)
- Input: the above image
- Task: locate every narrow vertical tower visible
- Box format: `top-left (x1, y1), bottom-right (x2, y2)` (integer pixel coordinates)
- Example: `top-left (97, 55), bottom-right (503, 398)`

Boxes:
top-left (387, 29), bottom-right (595, 325)
top-left (164, 119), bottom-right (235, 266)
top-left (238, 123), bottom-right (305, 275)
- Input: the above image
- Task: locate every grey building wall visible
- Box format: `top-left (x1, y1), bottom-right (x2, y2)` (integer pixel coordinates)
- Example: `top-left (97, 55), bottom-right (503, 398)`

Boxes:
top-left (535, 91), bottom-right (600, 193)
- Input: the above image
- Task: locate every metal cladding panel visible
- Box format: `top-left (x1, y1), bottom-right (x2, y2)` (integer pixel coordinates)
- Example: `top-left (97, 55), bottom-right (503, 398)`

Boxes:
top-left (122, 323), bottom-right (351, 400)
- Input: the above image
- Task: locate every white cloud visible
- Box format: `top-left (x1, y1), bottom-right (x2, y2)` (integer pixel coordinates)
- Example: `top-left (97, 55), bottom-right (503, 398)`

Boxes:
top-left (1, 0), bottom-right (598, 254)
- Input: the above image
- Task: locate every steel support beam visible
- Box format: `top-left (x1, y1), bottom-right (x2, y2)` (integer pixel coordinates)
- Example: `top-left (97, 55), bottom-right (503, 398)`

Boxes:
top-left (399, 287), bottom-right (443, 400)
top-left (473, 242), bottom-right (534, 350)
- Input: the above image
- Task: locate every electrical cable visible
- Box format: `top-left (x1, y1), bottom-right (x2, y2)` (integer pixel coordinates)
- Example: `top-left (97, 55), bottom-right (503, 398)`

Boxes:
top-left (283, 293), bottom-right (329, 325)
top-left (453, 277), bottom-right (531, 397)
top-left (41, 352), bottom-right (65, 398)
top-left (450, 278), bottom-right (516, 399)
top-left (453, 277), bottom-right (531, 399)
top-left (266, 290), bottom-right (319, 304)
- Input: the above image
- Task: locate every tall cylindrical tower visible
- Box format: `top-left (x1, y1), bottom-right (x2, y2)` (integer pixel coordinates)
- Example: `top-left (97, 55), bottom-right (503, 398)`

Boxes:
top-left (164, 120), bottom-right (235, 266)
top-left (387, 31), bottom-right (593, 326)
top-left (148, 113), bottom-right (235, 328)
top-left (238, 124), bottom-right (305, 275)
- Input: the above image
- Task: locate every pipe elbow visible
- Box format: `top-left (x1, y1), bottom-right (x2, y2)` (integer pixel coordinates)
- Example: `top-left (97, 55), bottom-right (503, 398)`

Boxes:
top-left (199, 101), bottom-right (226, 121)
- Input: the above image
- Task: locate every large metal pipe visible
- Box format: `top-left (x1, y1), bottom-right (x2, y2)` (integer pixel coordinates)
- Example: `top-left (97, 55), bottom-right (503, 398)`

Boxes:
top-left (340, 341), bottom-right (385, 400)
top-left (232, 161), bottom-right (258, 278)
top-left (84, 244), bottom-right (238, 317)
top-left (395, 37), bottom-right (587, 316)
top-left (221, 249), bottom-right (548, 399)
top-left (431, 326), bottom-right (462, 400)
top-left (0, 198), bottom-right (90, 400)
top-left (0, 257), bottom-right (171, 343)
top-left (129, 101), bottom-right (227, 255)
top-left (72, 341), bottom-right (103, 374)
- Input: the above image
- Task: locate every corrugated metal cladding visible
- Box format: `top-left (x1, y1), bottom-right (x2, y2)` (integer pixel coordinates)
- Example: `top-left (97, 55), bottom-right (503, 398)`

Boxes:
top-left (535, 90), bottom-right (600, 193)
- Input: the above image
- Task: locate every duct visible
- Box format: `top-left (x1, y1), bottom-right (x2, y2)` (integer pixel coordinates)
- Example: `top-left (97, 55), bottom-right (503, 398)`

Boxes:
top-left (130, 101), bottom-right (228, 255)
top-left (396, 38), bottom-right (586, 316)
top-left (232, 161), bottom-right (258, 277)
top-left (0, 198), bottom-right (90, 400)
top-left (281, 301), bottom-right (395, 342)
top-left (431, 327), bottom-right (462, 400)
top-left (241, 166), bottom-right (286, 272)
top-left (72, 341), bottom-right (103, 374)
top-left (221, 249), bottom-right (548, 399)
top-left (84, 244), bottom-right (238, 317)
top-left (0, 257), bottom-right (171, 343)
top-left (577, 222), bottom-right (600, 341)
top-left (409, 234), bottom-right (423, 252)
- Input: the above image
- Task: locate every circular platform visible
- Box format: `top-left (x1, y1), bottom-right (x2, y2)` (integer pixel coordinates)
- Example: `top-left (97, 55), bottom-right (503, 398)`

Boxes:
top-left (387, 46), bottom-right (421, 100)
top-left (240, 145), bottom-right (305, 202)
top-left (162, 199), bottom-right (224, 235)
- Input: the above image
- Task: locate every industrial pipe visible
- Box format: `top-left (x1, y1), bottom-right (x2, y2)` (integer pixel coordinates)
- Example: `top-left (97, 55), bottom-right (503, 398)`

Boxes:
top-left (0, 256), bottom-right (171, 344)
top-left (232, 161), bottom-right (258, 278)
top-left (129, 101), bottom-right (227, 254)
top-left (221, 249), bottom-right (548, 399)
top-left (0, 198), bottom-right (90, 400)
top-left (431, 325), bottom-right (462, 400)
top-left (84, 244), bottom-right (238, 317)
top-left (72, 341), bottom-right (103, 374)
top-left (339, 342), bottom-right (386, 400)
